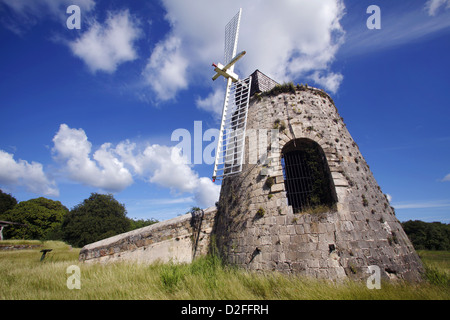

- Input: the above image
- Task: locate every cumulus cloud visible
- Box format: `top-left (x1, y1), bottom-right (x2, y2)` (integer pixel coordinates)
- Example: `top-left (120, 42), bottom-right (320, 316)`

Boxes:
top-left (195, 87), bottom-right (225, 118)
top-left (425, 0), bottom-right (450, 16)
top-left (142, 36), bottom-right (189, 101)
top-left (0, 150), bottom-right (58, 196)
top-left (310, 71), bottom-right (344, 94)
top-left (147, 146), bottom-right (199, 193)
top-left (239, 0), bottom-right (345, 86)
top-left (68, 9), bottom-right (141, 73)
top-left (147, 147), bottom-right (220, 208)
top-left (194, 177), bottom-right (221, 209)
top-left (115, 141), bottom-right (220, 208)
top-left (146, 0), bottom-right (345, 107)
top-left (52, 124), bottom-right (220, 208)
top-left (52, 124), bottom-right (133, 192)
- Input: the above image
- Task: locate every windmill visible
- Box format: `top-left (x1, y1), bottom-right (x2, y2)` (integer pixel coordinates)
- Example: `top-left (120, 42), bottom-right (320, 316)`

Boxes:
top-left (212, 8), bottom-right (252, 182)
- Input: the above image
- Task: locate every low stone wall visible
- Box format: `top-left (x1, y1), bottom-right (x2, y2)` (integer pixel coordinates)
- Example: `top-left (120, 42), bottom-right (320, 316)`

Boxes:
top-left (79, 207), bottom-right (216, 264)
top-left (0, 244), bottom-right (43, 250)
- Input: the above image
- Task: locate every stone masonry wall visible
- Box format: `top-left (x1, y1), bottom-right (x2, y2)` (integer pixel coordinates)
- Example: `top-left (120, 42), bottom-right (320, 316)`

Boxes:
top-left (212, 86), bottom-right (424, 282)
top-left (79, 207), bottom-right (216, 264)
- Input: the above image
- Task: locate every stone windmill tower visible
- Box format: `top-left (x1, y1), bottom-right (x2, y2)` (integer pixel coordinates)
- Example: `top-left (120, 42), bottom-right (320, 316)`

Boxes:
top-left (210, 11), bottom-right (424, 282)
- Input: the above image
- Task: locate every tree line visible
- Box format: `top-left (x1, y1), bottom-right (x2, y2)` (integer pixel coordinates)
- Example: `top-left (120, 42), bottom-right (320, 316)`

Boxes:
top-left (401, 220), bottom-right (450, 251)
top-left (0, 189), bottom-right (158, 248)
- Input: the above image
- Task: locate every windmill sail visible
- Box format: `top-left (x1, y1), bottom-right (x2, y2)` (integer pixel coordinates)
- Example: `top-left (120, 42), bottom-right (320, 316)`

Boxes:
top-left (213, 76), bottom-right (251, 180)
top-left (224, 9), bottom-right (242, 67)
top-left (212, 8), bottom-right (251, 181)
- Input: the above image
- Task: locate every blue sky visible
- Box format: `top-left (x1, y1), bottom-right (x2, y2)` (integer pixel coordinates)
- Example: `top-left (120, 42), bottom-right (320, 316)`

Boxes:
top-left (0, 0), bottom-right (449, 223)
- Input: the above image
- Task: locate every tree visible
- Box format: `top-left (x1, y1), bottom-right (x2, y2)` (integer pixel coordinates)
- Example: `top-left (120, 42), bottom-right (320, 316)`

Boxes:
top-left (0, 189), bottom-right (17, 215)
top-left (61, 193), bottom-right (130, 248)
top-left (0, 197), bottom-right (68, 240)
top-left (127, 217), bottom-right (158, 231)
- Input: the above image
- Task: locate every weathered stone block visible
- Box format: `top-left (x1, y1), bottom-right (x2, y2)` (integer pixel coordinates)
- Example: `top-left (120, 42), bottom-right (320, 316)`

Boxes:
top-left (294, 224), bottom-right (305, 234)
top-left (307, 259), bottom-right (320, 268)
top-left (271, 183), bottom-right (284, 193)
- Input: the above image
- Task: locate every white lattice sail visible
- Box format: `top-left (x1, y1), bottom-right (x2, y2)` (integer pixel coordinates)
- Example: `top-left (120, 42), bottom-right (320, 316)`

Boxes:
top-left (213, 76), bottom-right (252, 180)
top-left (224, 9), bottom-right (242, 67)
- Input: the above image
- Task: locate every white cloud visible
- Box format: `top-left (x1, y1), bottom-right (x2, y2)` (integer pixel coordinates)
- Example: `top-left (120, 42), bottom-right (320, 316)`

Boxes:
top-left (195, 87), bottom-right (225, 118)
top-left (194, 177), bottom-right (221, 208)
top-left (139, 144), bottom-right (199, 193)
top-left (52, 124), bottom-right (133, 192)
top-left (442, 173), bottom-right (450, 182)
top-left (393, 200), bottom-right (450, 210)
top-left (0, 150), bottom-right (58, 196)
top-left (386, 194), bottom-right (392, 203)
top-left (239, 0), bottom-right (345, 85)
top-left (310, 71), bottom-right (344, 94)
top-left (147, 0), bottom-right (345, 104)
top-left (69, 10), bottom-right (141, 73)
top-left (142, 36), bottom-right (188, 101)
top-left (52, 124), bottom-right (220, 208)
top-left (117, 142), bottom-right (220, 208)
top-left (2, 2), bottom-right (141, 73)
top-left (425, 0), bottom-right (450, 16)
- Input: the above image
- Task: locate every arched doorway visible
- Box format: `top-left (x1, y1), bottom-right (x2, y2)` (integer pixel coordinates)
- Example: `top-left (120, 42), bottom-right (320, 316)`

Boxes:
top-left (281, 139), bottom-right (337, 212)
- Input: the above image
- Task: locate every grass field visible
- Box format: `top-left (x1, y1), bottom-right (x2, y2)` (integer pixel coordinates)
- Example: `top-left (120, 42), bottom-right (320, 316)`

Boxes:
top-left (0, 240), bottom-right (449, 300)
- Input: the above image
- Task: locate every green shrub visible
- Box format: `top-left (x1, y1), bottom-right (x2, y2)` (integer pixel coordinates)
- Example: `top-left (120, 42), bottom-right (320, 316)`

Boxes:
top-left (261, 82), bottom-right (296, 97)
top-left (362, 195), bottom-right (369, 207)
top-left (256, 207), bottom-right (265, 218)
top-left (273, 119), bottom-right (286, 132)
top-left (265, 177), bottom-right (274, 188)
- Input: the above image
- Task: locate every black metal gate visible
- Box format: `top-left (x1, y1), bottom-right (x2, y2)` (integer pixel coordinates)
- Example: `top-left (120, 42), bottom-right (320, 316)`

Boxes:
top-left (282, 150), bottom-right (314, 211)
top-left (281, 140), bottom-right (335, 212)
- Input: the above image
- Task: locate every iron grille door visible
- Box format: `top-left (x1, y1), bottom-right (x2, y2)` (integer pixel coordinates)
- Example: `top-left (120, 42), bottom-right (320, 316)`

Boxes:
top-left (282, 150), bottom-right (314, 211)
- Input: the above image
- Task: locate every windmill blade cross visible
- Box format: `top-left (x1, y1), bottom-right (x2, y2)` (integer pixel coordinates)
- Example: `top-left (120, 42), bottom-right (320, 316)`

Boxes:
top-left (212, 51), bottom-right (246, 82)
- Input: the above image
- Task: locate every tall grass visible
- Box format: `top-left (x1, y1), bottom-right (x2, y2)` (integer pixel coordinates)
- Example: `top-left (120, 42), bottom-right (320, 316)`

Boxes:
top-left (417, 250), bottom-right (450, 287)
top-left (0, 241), bottom-right (449, 300)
